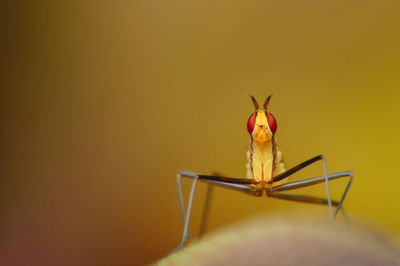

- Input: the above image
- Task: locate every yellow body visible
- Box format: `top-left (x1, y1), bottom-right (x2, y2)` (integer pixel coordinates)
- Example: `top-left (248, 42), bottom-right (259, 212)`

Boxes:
top-left (246, 111), bottom-right (286, 186)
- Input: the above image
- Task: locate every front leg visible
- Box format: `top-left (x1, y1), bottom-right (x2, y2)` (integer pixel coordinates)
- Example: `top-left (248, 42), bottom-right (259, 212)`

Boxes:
top-left (267, 155), bottom-right (334, 221)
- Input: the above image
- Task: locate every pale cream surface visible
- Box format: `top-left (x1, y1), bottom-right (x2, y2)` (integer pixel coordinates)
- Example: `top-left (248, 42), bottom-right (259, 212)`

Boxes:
top-left (159, 215), bottom-right (399, 266)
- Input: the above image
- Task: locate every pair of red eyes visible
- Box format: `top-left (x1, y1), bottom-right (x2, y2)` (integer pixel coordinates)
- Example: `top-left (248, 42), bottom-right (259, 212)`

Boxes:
top-left (247, 113), bottom-right (277, 134)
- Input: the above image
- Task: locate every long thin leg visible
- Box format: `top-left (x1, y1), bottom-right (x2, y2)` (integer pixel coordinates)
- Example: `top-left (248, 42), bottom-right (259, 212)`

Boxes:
top-left (270, 171), bottom-right (353, 219)
top-left (176, 171), bottom-right (196, 243)
top-left (172, 173), bottom-right (199, 253)
top-left (172, 171), bottom-right (258, 253)
top-left (198, 183), bottom-right (214, 237)
top-left (268, 155), bottom-right (333, 221)
top-left (269, 193), bottom-right (340, 206)
top-left (268, 155), bottom-right (323, 183)
top-left (197, 170), bottom-right (247, 238)
top-left (321, 156), bottom-right (333, 221)
top-left (197, 170), bottom-right (250, 238)
top-left (269, 192), bottom-right (350, 226)
top-left (178, 171), bottom-right (258, 194)
top-left (197, 174), bottom-right (255, 184)
top-left (176, 170), bottom-right (259, 230)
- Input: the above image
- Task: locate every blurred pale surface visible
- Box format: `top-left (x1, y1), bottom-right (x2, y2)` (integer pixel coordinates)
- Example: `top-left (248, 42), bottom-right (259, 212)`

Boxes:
top-left (160, 214), bottom-right (399, 265)
top-left (1, 0), bottom-right (400, 265)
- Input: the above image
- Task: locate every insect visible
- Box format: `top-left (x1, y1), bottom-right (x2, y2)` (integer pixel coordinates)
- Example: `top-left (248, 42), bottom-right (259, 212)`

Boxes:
top-left (172, 95), bottom-right (353, 252)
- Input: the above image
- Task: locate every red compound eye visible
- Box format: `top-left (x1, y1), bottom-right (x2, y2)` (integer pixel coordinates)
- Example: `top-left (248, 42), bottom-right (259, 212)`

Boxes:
top-left (267, 113), bottom-right (277, 134)
top-left (247, 113), bottom-right (256, 134)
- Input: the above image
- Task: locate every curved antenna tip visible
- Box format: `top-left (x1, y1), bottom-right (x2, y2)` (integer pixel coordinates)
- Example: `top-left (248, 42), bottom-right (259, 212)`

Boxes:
top-left (264, 94), bottom-right (273, 110)
top-left (249, 95), bottom-right (259, 110)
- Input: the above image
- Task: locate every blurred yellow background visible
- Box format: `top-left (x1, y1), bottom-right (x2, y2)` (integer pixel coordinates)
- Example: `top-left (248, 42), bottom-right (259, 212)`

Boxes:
top-left (1, 1), bottom-right (400, 265)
